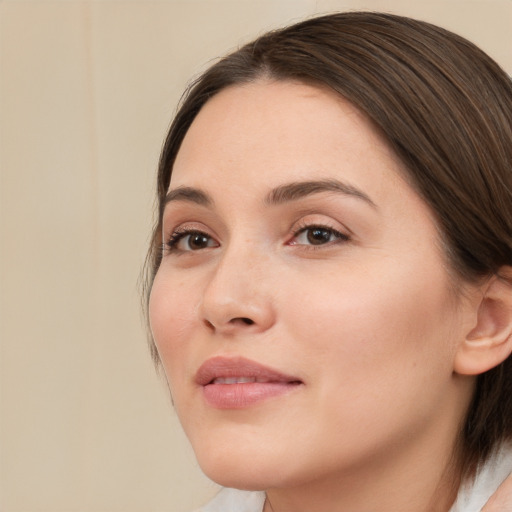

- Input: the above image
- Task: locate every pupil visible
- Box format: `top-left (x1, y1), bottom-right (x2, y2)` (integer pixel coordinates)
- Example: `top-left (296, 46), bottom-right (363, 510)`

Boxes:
top-left (190, 234), bottom-right (209, 249)
top-left (307, 228), bottom-right (331, 245)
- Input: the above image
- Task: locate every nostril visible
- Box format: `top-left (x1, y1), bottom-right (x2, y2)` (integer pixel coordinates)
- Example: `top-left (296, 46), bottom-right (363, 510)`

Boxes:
top-left (204, 319), bottom-right (215, 330)
top-left (203, 317), bottom-right (255, 330)
top-left (231, 317), bottom-right (254, 325)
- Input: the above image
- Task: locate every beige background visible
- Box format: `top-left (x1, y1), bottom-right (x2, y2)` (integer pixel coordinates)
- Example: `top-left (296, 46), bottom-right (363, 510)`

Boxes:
top-left (1, 1), bottom-right (511, 511)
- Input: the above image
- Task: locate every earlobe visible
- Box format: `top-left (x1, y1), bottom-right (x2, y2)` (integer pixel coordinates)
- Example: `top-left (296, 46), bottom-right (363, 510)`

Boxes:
top-left (454, 269), bottom-right (512, 376)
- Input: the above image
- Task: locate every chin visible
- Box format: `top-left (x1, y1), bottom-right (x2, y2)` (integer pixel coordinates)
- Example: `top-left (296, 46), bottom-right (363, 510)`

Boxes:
top-left (193, 441), bottom-right (291, 490)
top-left (198, 455), bottom-right (271, 490)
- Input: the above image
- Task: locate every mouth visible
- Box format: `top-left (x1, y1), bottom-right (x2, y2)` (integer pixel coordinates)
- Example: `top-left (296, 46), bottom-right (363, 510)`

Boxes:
top-left (212, 376), bottom-right (277, 384)
top-left (195, 356), bottom-right (303, 409)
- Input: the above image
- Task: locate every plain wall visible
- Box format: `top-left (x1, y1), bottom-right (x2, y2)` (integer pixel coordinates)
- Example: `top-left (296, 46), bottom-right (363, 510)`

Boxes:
top-left (1, 1), bottom-right (511, 511)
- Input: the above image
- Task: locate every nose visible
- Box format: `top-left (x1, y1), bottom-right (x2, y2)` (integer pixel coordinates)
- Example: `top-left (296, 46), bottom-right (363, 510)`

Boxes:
top-left (199, 244), bottom-right (276, 335)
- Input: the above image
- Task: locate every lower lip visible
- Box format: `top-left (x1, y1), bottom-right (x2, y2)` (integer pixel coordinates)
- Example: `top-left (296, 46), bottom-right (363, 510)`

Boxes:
top-left (202, 382), bottom-right (300, 409)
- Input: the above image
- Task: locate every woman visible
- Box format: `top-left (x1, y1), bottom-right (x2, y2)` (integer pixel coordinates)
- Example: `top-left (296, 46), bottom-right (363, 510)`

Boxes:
top-left (145, 12), bottom-right (512, 512)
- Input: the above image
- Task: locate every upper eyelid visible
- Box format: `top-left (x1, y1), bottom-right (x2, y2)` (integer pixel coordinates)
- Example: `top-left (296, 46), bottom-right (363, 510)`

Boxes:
top-left (293, 224), bottom-right (348, 236)
top-left (289, 224), bottom-right (350, 246)
top-left (291, 215), bottom-right (353, 236)
top-left (163, 211), bottom-right (353, 242)
top-left (162, 204), bottom-right (222, 235)
top-left (164, 227), bottom-right (220, 254)
top-left (163, 220), bottom-right (219, 249)
top-left (167, 225), bottom-right (217, 241)
top-left (164, 218), bottom-right (216, 235)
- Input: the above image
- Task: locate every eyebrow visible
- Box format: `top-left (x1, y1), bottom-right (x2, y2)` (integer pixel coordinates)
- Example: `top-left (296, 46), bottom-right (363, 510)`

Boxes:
top-left (164, 186), bottom-right (213, 207)
top-left (164, 179), bottom-right (376, 209)
top-left (264, 179), bottom-right (377, 208)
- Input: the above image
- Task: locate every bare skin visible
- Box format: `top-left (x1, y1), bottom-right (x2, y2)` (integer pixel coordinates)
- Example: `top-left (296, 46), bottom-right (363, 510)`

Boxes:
top-left (151, 80), bottom-right (512, 512)
top-left (482, 474), bottom-right (512, 511)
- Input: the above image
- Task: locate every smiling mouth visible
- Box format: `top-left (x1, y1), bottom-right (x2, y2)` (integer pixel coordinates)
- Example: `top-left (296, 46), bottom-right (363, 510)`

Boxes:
top-left (196, 356), bottom-right (302, 409)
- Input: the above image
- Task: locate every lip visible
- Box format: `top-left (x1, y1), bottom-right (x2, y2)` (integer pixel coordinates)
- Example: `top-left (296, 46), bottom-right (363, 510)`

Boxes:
top-left (195, 356), bottom-right (302, 409)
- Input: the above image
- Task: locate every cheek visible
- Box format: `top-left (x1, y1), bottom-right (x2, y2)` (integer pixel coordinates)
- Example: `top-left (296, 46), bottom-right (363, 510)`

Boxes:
top-left (148, 269), bottom-right (199, 381)
top-left (274, 262), bottom-right (462, 465)
top-left (284, 256), bottom-right (459, 402)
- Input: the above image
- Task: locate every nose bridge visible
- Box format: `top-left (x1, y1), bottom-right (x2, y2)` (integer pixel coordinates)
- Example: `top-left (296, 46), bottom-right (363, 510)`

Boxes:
top-left (199, 235), bottom-right (275, 333)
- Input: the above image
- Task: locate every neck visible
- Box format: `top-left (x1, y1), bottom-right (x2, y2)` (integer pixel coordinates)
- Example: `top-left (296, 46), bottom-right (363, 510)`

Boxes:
top-left (263, 426), bottom-right (464, 512)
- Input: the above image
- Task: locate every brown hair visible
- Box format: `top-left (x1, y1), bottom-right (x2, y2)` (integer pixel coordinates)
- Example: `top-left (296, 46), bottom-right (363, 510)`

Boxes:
top-left (144, 12), bottom-right (512, 473)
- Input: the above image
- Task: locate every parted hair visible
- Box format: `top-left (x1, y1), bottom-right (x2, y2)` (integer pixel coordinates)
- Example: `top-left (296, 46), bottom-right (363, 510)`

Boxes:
top-left (144, 12), bottom-right (512, 474)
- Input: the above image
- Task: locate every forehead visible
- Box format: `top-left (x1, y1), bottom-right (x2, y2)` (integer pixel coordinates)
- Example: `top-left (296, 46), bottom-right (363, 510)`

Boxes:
top-left (170, 80), bottom-right (406, 198)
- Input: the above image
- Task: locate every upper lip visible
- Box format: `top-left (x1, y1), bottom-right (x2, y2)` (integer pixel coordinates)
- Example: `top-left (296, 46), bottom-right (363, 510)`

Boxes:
top-left (195, 356), bottom-right (302, 386)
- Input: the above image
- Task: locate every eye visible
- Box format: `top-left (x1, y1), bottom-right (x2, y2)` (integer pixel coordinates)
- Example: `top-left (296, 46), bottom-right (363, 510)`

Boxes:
top-left (166, 229), bottom-right (219, 252)
top-left (291, 225), bottom-right (349, 246)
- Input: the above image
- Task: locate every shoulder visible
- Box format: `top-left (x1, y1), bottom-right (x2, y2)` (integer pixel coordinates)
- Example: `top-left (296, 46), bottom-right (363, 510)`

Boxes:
top-left (450, 443), bottom-right (512, 512)
top-left (194, 487), bottom-right (266, 512)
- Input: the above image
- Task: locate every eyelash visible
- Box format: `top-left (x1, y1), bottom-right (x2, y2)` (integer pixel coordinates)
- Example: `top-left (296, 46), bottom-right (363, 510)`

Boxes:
top-left (163, 223), bottom-right (350, 254)
top-left (290, 223), bottom-right (350, 248)
top-left (164, 227), bottom-right (216, 253)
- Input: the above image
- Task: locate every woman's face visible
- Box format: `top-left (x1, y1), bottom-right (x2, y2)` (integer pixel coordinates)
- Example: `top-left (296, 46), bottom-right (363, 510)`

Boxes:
top-left (149, 81), bottom-right (474, 490)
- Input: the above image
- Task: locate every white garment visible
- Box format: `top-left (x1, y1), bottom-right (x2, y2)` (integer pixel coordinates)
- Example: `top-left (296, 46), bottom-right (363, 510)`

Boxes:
top-left (450, 444), bottom-right (512, 512)
top-left (196, 488), bottom-right (265, 512)
top-left (195, 445), bottom-right (512, 512)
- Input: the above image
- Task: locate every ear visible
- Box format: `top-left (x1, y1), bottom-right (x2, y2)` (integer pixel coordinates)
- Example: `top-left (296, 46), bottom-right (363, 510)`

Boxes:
top-left (454, 268), bottom-right (512, 376)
